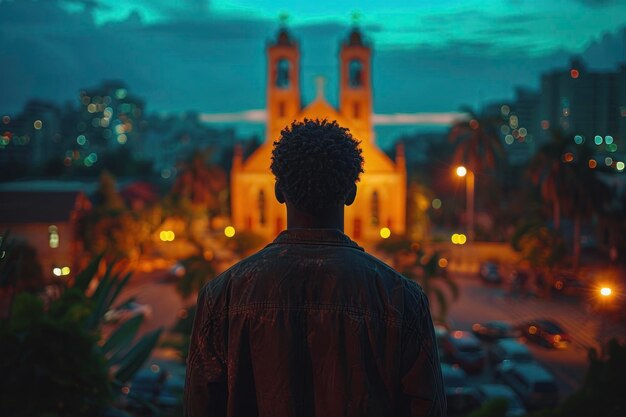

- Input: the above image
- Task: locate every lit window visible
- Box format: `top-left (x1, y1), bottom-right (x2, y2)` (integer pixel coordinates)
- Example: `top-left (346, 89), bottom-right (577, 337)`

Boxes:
top-left (48, 225), bottom-right (59, 248)
top-left (371, 191), bottom-right (379, 226)
top-left (258, 190), bottom-right (266, 226)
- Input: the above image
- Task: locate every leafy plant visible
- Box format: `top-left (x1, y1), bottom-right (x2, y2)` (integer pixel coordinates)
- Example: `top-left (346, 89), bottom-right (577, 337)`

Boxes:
top-left (0, 254), bottom-right (162, 417)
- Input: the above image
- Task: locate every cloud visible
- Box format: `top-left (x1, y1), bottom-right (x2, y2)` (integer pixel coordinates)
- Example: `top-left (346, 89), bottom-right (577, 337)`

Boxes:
top-left (575, 0), bottom-right (617, 7)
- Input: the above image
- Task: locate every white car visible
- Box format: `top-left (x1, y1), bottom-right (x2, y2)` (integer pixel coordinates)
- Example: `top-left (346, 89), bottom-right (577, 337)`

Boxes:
top-left (104, 302), bottom-right (153, 324)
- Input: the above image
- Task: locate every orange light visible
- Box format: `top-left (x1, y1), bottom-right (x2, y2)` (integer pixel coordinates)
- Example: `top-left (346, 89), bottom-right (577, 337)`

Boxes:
top-left (528, 325), bottom-right (537, 335)
top-left (438, 258), bottom-right (448, 268)
top-left (456, 166), bottom-right (467, 177)
top-left (570, 69), bottom-right (579, 79)
top-left (588, 159), bottom-right (597, 169)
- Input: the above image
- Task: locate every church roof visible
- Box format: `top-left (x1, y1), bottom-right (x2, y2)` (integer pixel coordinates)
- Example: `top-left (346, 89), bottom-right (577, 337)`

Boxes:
top-left (240, 79), bottom-right (397, 174)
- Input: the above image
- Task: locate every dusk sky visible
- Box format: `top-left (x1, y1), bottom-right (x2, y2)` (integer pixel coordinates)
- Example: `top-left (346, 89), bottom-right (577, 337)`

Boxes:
top-left (1, 0), bottom-right (625, 141)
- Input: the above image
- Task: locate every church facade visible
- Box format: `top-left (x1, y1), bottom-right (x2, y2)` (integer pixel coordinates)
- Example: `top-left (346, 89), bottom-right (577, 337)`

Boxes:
top-left (230, 27), bottom-right (406, 242)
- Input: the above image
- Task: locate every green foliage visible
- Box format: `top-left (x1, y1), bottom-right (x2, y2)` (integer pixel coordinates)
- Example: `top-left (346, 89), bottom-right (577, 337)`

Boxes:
top-left (467, 398), bottom-right (508, 417)
top-left (0, 238), bottom-right (45, 292)
top-left (377, 237), bottom-right (458, 322)
top-left (514, 223), bottom-right (566, 269)
top-left (559, 339), bottom-right (626, 417)
top-left (0, 293), bottom-right (111, 417)
top-left (176, 256), bottom-right (216, 300)
top-left (404, 250), bottom-right (459, 322)
top-left (0, 255), bottom-right (162, 417)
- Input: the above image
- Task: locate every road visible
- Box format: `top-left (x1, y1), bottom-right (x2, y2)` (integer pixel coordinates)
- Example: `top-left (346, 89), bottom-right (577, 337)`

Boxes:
top-left (446, 272), bottom-right (626, 398)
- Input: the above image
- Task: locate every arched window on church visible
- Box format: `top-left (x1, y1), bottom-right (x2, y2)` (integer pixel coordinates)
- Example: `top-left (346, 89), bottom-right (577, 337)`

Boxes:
top-left (353, 102), bottom-right (360, 119)
top-left (371, 191), bottom-right (379, 226)
top-left (258, 189), bottom-right (266, 226)
top-left (349, 59), bottom-right (363, 88)
top-left (276, 59), bottom-right (291, 89)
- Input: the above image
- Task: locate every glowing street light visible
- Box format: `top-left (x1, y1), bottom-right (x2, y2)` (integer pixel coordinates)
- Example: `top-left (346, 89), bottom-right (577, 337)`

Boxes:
top-left (379, 227), bottom-right (391, 239)
top-left (455, 166), bottom-right (474, 242)
top-left (600, 287), bottom-right (612, 297)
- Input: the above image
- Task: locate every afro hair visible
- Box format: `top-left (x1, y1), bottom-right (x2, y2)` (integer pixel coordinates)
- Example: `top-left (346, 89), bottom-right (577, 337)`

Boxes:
top-left (270, 118), bottom-right (364, 214)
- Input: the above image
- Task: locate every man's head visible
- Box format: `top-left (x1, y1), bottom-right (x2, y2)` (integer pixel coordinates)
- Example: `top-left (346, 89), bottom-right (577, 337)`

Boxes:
top-left (270, 119), bottom-right (364, 215)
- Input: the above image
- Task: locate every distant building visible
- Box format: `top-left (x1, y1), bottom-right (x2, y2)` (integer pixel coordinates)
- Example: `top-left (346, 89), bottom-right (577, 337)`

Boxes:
top-left (77, 80), bottom-right (146, 154)
top-left (541, 58), bottom-right (625, 143)
top-left (0, 182), bottom-right (94, 281)
top-left (230, 26), bottom-right (407, 242)
top-left (486, 59), bottom-right (626, 165)
top-left (0, 100), bottom-right (62, 171)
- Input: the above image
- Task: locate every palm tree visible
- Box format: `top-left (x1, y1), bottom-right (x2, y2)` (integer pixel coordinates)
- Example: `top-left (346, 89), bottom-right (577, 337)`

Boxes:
top-left (529, 131), bottom-right (611, 269)
top-left (528, 131), bottom-right (572, 231)
top-left (448, 107), bottom-right (504, 175)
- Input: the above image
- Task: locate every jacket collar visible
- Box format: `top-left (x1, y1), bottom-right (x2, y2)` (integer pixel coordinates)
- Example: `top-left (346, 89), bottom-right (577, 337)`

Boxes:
top-left (269, 228), bottom-right (364, 251)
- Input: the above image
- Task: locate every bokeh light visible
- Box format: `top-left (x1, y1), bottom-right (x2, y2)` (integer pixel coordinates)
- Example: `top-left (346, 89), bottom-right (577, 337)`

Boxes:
top-left (224, 226), bottom-right (236, 238)
top-left (379, 227), bottom-right (391, 239)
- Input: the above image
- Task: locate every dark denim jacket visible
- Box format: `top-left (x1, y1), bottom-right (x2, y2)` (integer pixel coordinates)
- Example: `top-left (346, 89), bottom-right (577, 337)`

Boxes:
top-left (184, 229), bottom-right (446, 417)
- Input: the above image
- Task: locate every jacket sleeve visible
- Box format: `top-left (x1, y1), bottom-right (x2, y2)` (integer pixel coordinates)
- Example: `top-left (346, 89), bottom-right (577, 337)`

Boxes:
top-left (399, 283), bottom-right (447, 417)
top-left (184, 286), bottom-right (227, 417)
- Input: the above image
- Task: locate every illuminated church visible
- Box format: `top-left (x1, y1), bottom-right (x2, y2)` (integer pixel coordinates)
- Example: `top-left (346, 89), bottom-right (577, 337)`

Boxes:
top-left (230, 26), bottom-right (406, 242)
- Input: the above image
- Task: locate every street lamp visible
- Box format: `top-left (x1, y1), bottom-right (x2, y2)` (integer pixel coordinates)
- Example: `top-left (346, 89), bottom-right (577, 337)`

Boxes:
top-left (456, 165), bottom-right (475, 242)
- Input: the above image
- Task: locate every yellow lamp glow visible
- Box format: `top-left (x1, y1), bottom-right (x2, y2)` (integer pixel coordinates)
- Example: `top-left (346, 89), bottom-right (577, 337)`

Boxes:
top-left (456, 166), bottom-right (467, 177)
top-left (379, 227), bottom-right (391, 239)
top-left (600, 287), bottom-right (612, 297)
top-left (224, 226), bottom-right (236, 238)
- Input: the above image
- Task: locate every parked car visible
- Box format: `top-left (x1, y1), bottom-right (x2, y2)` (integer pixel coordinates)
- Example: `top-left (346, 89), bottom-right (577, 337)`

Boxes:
top-left (489, 339), bottom-right (533, 365)
top-left (495, 361), bottom-right (559, 410)
top-left (518, 319), bottom-right (571, 349)
top-left (476, 384), bottom-right (526, 417)
top-left (441, 330), bottom-right (486, 374)
top-left (104, 301), bottom-right (153, 324)
top-left (441, 364), bottom-right (482, 417)
top-left (479, 262), bottom-right (502, 284)
top-left (472, 320), bottom-right (518, 341)
top-left (551, 274), bottom-right (589, 298)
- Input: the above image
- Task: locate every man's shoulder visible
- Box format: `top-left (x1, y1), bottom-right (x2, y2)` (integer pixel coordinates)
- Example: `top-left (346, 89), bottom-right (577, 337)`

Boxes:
top-left (201, 243), bottom-right (426, 305)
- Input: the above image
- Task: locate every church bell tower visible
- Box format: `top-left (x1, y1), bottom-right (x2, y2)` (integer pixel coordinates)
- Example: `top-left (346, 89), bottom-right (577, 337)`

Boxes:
top-left (266, 24), bottom-right (301, 142)
top-left (339, 27), bottom-right (373, 142)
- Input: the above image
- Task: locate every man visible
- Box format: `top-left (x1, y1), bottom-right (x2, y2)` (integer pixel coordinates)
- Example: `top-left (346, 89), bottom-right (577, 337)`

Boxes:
top-left (185, 119), bottom-right (446, 417)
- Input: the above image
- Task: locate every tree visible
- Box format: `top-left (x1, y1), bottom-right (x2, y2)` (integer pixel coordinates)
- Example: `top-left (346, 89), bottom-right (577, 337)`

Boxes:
top-left (175, 256), bottom-right (216, 300)
top-left (171, 149), bottom-right (228, 220)
top-left (80, 172), bottom-right (148, 262)
top-left (377, 238), bottom-right (458, 322)
top-left (449, 107), bottom-right (504, 176)
top-left (529, 132), bottom-right (611, 269)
